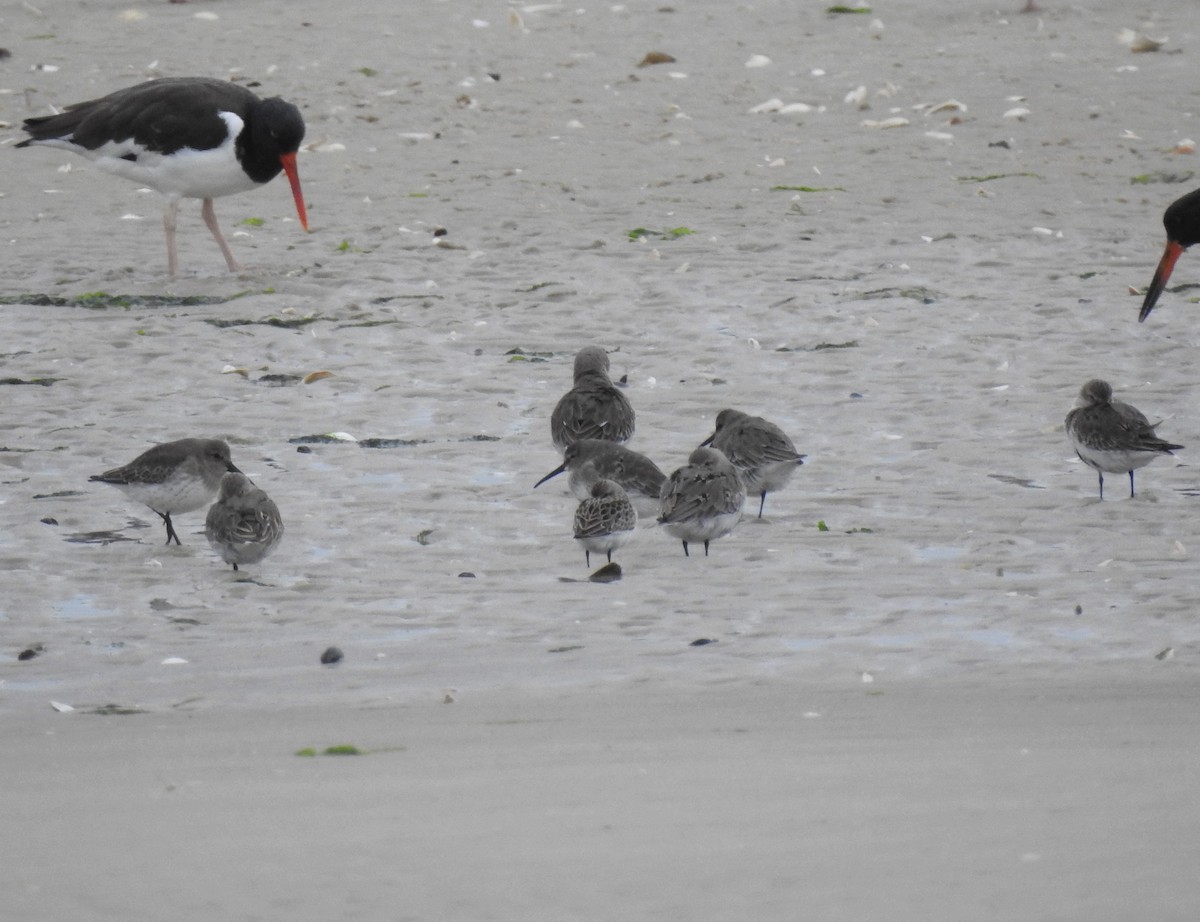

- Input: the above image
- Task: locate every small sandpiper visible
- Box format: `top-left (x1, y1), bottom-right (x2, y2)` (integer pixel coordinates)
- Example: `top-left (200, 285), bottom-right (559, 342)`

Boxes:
top-left (700, 408), bottom-right (806, 518)
top-left (90, 438), bottom-right (239, 544)
top-left (550, 346), bottom-right (636, 452)
top-left (658, 447), bottom-right (746, 557)
top-left (1065, 379), bottom-right (1183, 499)
top-left (534, 438), bottom-right (666, 517)
top-left (572, 478), bottom-right (637, 567)
top-left (205, 472), bottom-right (284, 571)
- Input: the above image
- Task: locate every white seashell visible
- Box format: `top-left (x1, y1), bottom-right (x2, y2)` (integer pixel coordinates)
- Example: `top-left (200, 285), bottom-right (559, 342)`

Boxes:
top-left (861, 116), bottom-right (909, 129)
top-left (1129, 35), bottom-right (1165, 53)
top-left (472, 18), bottom-right (489, 27)
top-left (921, 99), bottom-right (967, 116)
top-left (748, 98), bottom-right (784, 114)
top-left (745, 54), bottom-right (771, 68)
top-left (1121, 129), bottom-right (1142, 140)
top-left (811, 68), bottom-right (826, 77)
top-left (861, 672), bottom-right (874, 684)
top-left (119, 9), bottom-right (147, 21)
top-left (1003, 106), bottom-right (1030, 120)
top-left (221, 365), bottom-right (249, 377)
top-left (193, 10), bottom-right (218, 20)
top-left (162, 657), bottom-right (188, 665)
top-left (51, 701), bottom-right (75, 713)
top-left (778, 102), bottom-right (814, 114)
top-left (844, 85), bottom-right (869, 108)
top-left (324, 432), bottom-right (358, 442)
top-left (869, 18), bottom-right (884, 38)
top-left (925, 130), bottom-right (954, 140)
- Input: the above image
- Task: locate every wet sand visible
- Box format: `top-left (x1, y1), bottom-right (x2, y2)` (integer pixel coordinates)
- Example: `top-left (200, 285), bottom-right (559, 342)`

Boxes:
top-left (3, 0), bottom-right (1200, 917)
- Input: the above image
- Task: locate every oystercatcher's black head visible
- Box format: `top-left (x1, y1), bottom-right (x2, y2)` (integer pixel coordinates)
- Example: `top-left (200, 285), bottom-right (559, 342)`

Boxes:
top-left (1139, 187), bottom-right (1200, 322)
top-left (240, 96), bottom-right (308, 231)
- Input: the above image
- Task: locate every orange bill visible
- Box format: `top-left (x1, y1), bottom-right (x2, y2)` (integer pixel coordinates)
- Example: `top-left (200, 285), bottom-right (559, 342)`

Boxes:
top-left (279, 151), bottom-right (309, 231)
top-left (1138, 240), bottom-right (1184, 322)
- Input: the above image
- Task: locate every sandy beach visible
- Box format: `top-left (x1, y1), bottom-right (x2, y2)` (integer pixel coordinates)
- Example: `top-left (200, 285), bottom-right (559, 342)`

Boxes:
top-left (3, 0), bottom-right (1200, 917)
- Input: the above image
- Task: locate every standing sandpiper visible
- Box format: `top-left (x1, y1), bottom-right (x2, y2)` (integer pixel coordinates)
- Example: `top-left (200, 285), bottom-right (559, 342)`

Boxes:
top-left (658, 447), bottom-right (746, 557)
top-left (700, 408), bottom-right (805, 518)
top-left (550, 346), bottom-right (636, 452)
top-left (90, 438), bottom-right (240, 544)
top-left (205, 472), bottom-right (284, 571)
top-left (534, 438), bottom-right (666, 517)
top-left (1065, 379), bottom-right (1183, 499)
top-left (573, 479), bottom-right (637, 567)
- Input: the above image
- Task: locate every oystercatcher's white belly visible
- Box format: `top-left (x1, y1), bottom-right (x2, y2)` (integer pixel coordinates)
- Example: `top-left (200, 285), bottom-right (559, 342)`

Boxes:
top-left (81, 112), bottom-right (257, 200)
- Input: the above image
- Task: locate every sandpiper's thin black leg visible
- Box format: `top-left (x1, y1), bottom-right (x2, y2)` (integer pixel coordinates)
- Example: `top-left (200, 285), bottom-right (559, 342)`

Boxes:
top-left (758, 492), bottom-right (767, 518)
top-left (160, 512), bottom-right (181, 545)
top-left (682, 541), bottom-right (690, 557)
top-left (1129, 470), bottom-right (1136, 498)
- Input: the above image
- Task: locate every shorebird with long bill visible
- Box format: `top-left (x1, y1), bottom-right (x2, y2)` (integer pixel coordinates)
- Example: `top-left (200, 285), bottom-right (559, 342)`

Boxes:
top-left (18, 77), bottom-right (309, 276)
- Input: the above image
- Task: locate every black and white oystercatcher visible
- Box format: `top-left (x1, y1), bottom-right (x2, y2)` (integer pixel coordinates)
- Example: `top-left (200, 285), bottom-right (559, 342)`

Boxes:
top-left (90, 438), bottom-right (240, 544)
top-left (17, 77), bottom-right (308, 276)
top-left (1065, 379), bottom-right (1183, 500)
top-left (1139, 187), bottom-right (1200, 322)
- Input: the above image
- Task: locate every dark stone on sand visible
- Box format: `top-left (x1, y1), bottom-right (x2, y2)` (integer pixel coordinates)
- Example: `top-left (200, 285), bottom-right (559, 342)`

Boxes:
top-left (320, 646), bottom-right (344, 665)
top-left (690, 638), bottom-right (718, 647)
top-left (18, 645), bottom-right (43, 661)
top-left (588, 562), bottom-right (622, 583)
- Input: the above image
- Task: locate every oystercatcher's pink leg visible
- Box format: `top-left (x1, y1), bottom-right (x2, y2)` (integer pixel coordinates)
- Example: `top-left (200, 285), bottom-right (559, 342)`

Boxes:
top-left (201, 198), bottom-right (242, 272)
top-left (163, 200), bottom-right (180, 278)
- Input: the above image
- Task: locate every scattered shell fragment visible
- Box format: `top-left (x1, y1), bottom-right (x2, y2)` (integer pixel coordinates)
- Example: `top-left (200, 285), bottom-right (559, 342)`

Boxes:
top-left (921, 99), bottom-right (967, 116)
top-left (50, 701), bottom-right (75, 713)
top-left (749, 98), bottom-right (784, 114)
top-left (118, 9), bottom-right (147, 21)
top-left (1172, 139), bottom-right (1196, 154)
top-left (845, 85), bottom-right (869, 109)
top-left (221, 365), bottom-right (250, 378)
top-left (302, 370), bottom-right (334, 384)
top-left (162, 657), bottom-right (188, 665)
top-left (744, 54), bottom-right (771, 68)
top-left (638, 51), bottom-right (676, 67)
top-left (861, 116), bottom-right (909, 129)
top-left (1118, 28), bottom-right (1166, 53)
top-left (1003, 106), bottom-right (1031, 120)
top-left (868, 18), bottom-right (884, 39)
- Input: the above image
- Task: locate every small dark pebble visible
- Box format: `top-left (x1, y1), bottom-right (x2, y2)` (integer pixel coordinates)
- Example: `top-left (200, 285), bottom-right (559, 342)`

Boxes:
top-left (487, 72), bottom-right (501, 81)
top-left (588, 562), bottom-right (622, 583)
top-left (40, 517), bottom-right (58, 526)
top-left (1075, 604), bottom-right (1083, 615)
top-left (433, 227), bottom-right (448, 237)
top-left (690, 638), bottom-right (718, 647)
top-left (548, 645), bottom-right (584, 654)
top-left (320, 646), bottom-right (344, 665)
top-left (296, 445), bottom-right (313, 453)
top-left (459, 571), bottom-right (476, 578)
top-left (18, 644), bottom-right (44, 661)
top-left (0, 48), bottom-right (11, 60)
top-left (850, 392), bottom-right (864, 399)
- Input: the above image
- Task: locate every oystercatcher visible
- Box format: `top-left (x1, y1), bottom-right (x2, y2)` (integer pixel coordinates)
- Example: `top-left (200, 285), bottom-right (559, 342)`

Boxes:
top-left (17, 77), bottom-right (308, 276)
top-left (1139, 187), bottom-right (1200, 322)
top-left (1065, 379), bottom-right (1183, 500)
